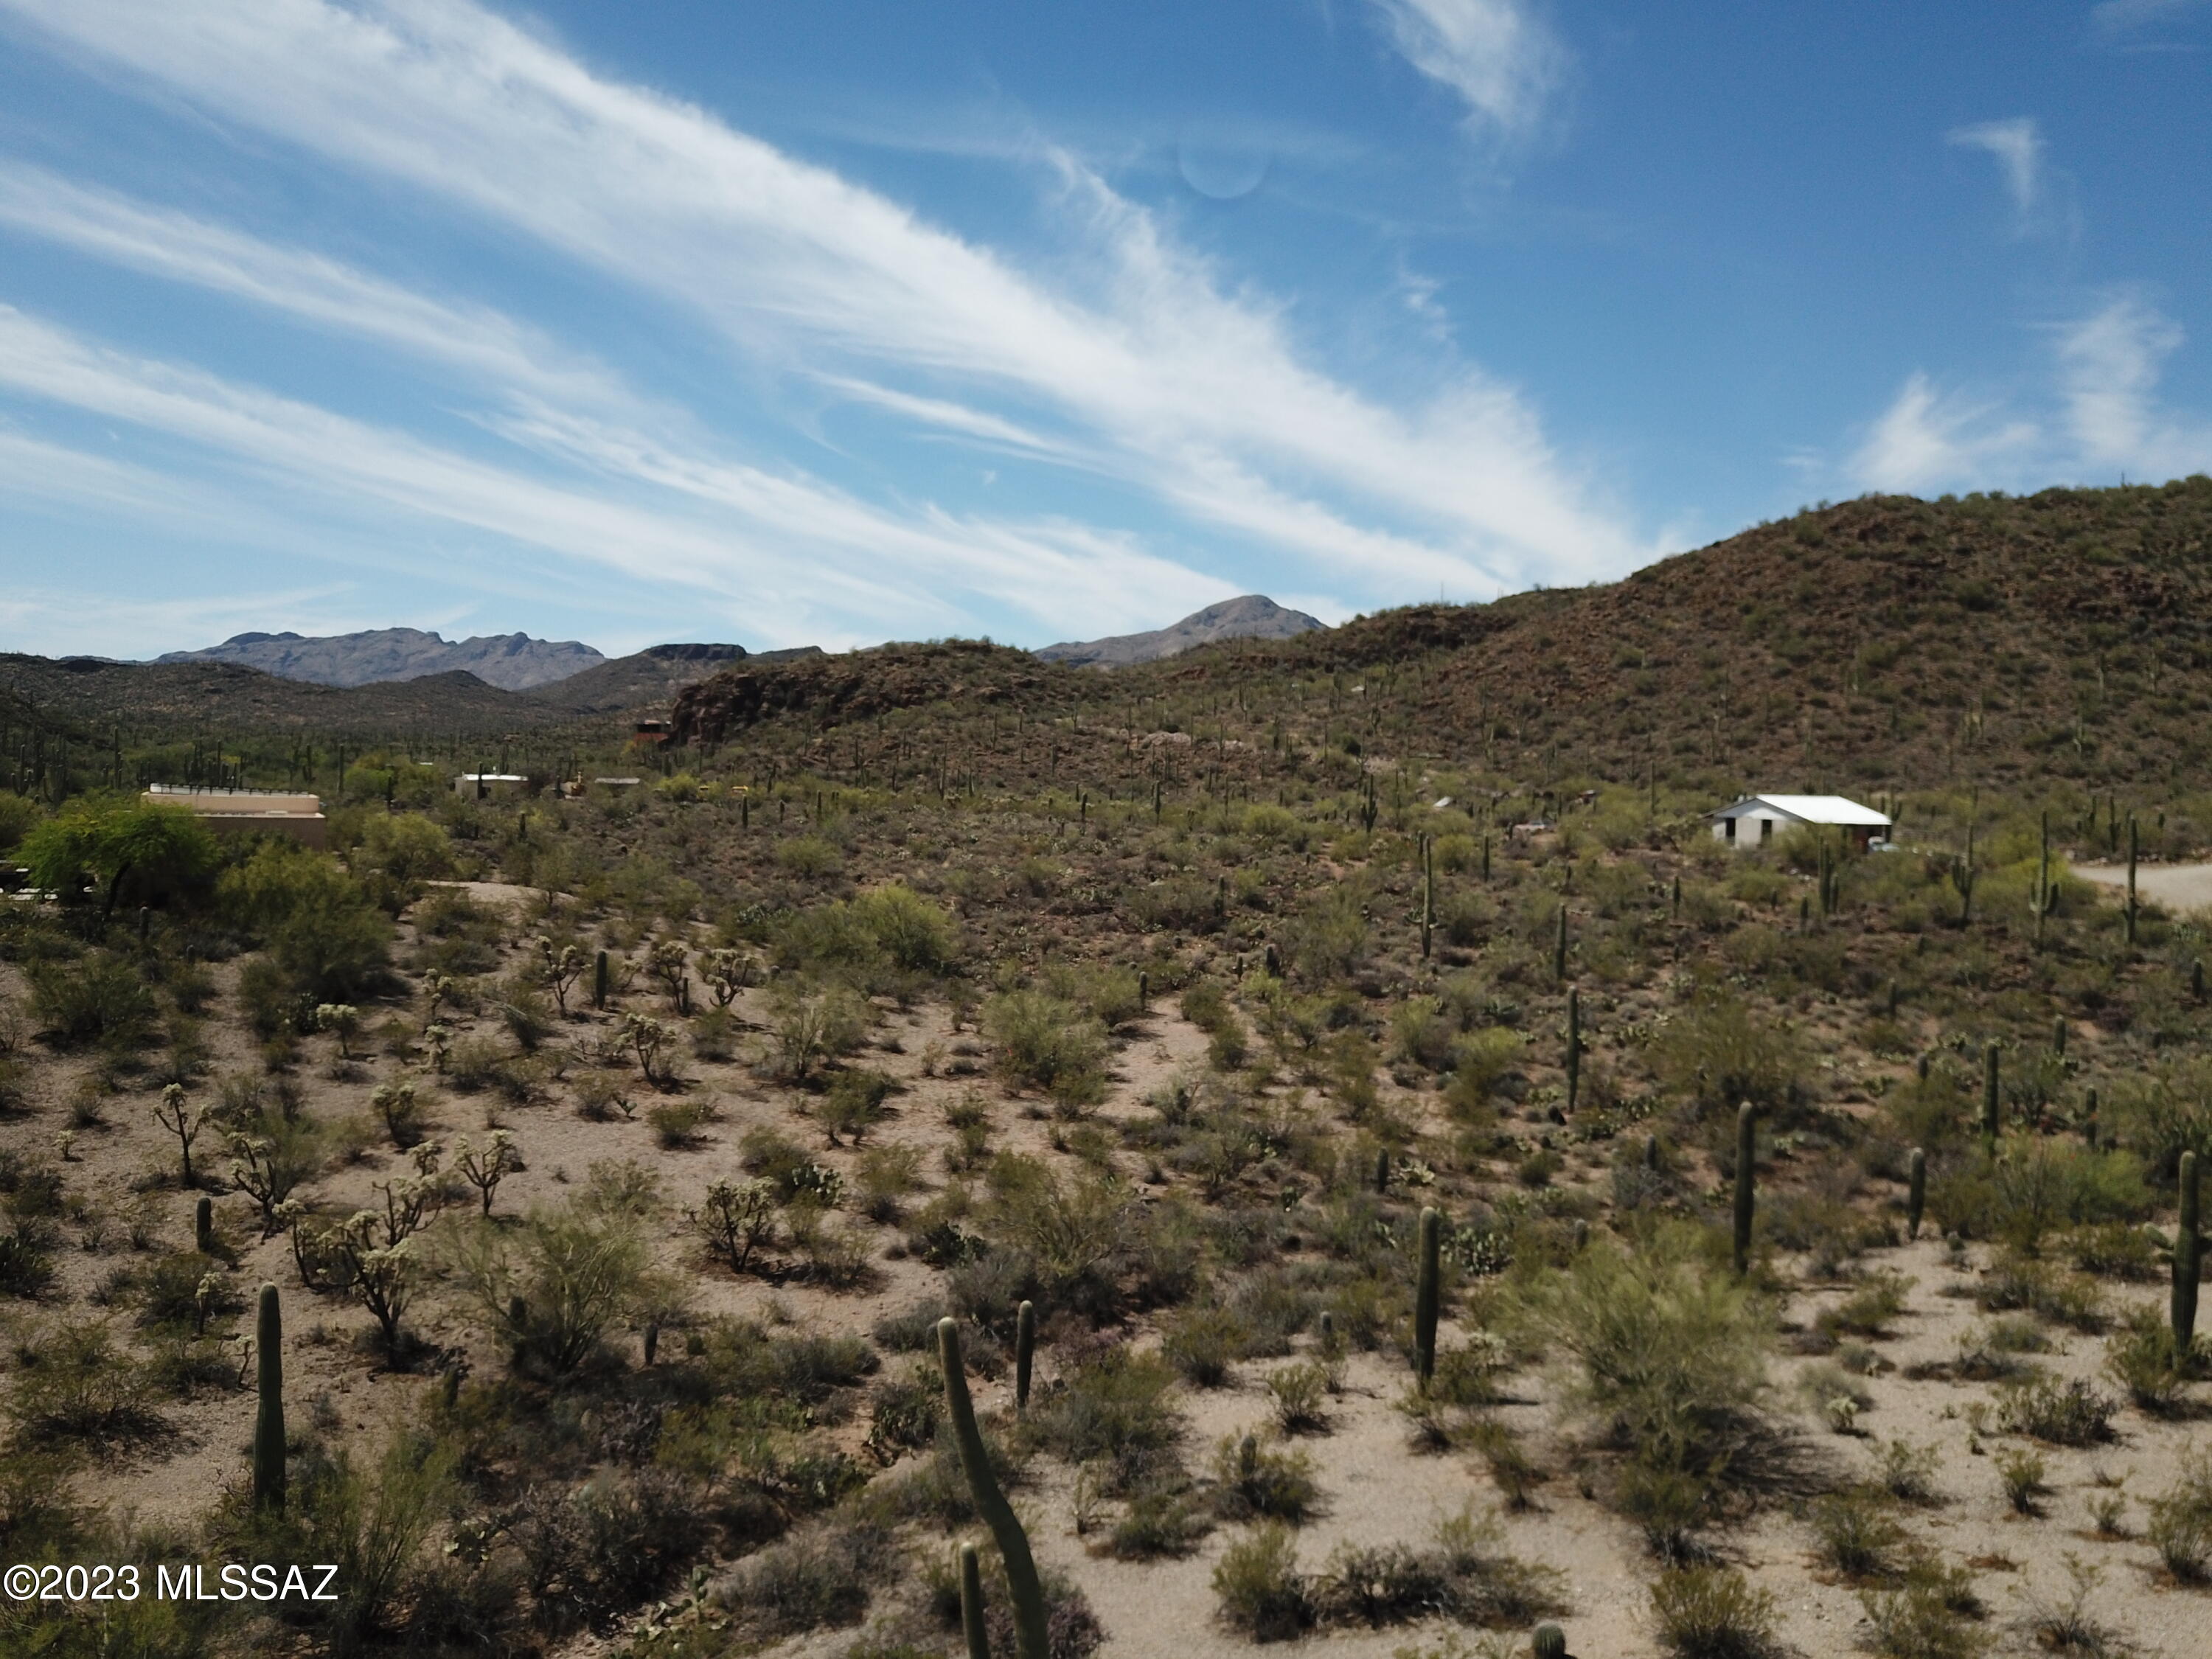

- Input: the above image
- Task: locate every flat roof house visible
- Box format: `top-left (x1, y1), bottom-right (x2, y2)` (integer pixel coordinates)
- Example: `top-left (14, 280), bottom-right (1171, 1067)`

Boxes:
top-left (1710, 794), bottom-right (1893, 852)
top-left (143, 786), bottom-right (327, 849)
top-left (455, 773), bottom-right (528, 799)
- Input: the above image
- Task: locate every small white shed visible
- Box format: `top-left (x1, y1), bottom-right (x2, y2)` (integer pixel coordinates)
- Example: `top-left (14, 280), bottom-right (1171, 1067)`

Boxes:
top-left (1711, 794), bottom-right (1892, 852)
top-left (454, 773), bottom-right (527, 800)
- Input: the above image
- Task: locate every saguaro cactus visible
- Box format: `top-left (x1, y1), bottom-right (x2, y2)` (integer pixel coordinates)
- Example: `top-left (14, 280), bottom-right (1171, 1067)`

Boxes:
top-left (2175, 1151), bottom-right (2201, 1352)
top-left (1733, 1104), bottom-right (1757, 1278)
top-left (2034, 810), bottom-right (2051, 948)
top-left (1420, 833), bottom-right (1434, 960)
top-left (1015, 1300), bottom-right (1036, 1414)
top-left (194, 1194), bottom-right (214, 1256)
top-left (937, 1319), bottom-right (1048, 1659)
top-left (1531, 1625), bottom-right (1568, 1659)
top-left (253, 1283), bottom-right (285, 1512)
top-left (1907, 1147), bottom-right (1927, 1242)
top-left (2053, 1016), bottom-right (2067, 1059)
top-left (1375, 1146), bottom-right (1390, 1194)
top-left (2126, 815), bottom-right (2140, 947)
top-left (1981, 1042), bottom-right (2001, 1151)
top-left (1564, 987), bottom-right (1582, 1116)
top-left (958, 1541), bottom-right (990, 1659)
top-left (594, 949), bottom-right (609, 1010)
top-left (1553, 905), bottom-right (1569, 982)
top-left (1413, 1207), bottom-right (1441, 1389)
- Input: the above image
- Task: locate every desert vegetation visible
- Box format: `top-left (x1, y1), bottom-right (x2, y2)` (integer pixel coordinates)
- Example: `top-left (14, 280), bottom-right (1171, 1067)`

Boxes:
top-left (6, 486), bottom-right (2212, 1656)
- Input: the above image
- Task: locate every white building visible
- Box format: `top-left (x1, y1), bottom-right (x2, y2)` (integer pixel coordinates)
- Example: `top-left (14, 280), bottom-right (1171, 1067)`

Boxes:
top-left (454, 773), bottom-right (528, 799)
top-left (1710, 794), bottom-right (1892, 852)
top-left (144, 786), bottom-right (327, 849)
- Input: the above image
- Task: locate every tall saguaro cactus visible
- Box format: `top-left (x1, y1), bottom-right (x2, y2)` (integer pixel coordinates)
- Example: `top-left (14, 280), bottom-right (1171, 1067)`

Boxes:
top-left (1413, 1207), bottom-right (1441, 1389)
top-left (194, 1194), bottom-right (214, 1256)
top-left (253, 1283), bottom-right (285, 1513)
top-left (2175, 1152), bottom-right (2202, 1353)
top-left (1564, 987), bottom-right (1582, 1116)
top-left (594, 949), bottom-right (610, 1011)
top-left (1981, 1042), bottom-right (2001, 1152)
top-left (937, 1319), bottom-right (1048, 1659)
top-left (1553, 905), bottom-right (1569, 982)
top-left (1015, 1300), bottom-right (1036, 1414)
top-left (1733, 1104), bottom-right (1757, 1278)
top-left (1907, 1148), bottom-right (1927, 1242)
top-left (2126, 815), bottom-right (2140, 947)
top-left (2034, 810), bottom-right (2051, 948)
top-left (1420, 833), bottom-right (1434, 960)
top-left (957, 1541), bottom-right (990, 1659)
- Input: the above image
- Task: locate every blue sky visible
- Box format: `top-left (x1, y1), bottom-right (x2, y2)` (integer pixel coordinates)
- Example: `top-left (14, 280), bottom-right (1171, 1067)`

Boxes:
top-left (0, 1), bottom-right (2207, 660)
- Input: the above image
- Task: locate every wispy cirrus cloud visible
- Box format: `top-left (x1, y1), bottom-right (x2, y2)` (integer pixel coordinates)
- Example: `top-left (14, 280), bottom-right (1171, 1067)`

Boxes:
top-left (0, 304), bottom-right (1237, 649)
top-left (0, 0), bottom-right (1641, 616)
top-left (1366, 0), bottom-right (1567, 148)
top-left (1848, 293), bottom-right (2212, 495)
top-left (1947, 118), bottom-right (2045, 222)
top-left (2090, 0), bottom-right (2212, 42)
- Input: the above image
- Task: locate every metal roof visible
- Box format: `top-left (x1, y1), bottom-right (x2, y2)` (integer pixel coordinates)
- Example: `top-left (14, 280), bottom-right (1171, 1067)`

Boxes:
top-left (1711, 794), bottom-right (1891, 827)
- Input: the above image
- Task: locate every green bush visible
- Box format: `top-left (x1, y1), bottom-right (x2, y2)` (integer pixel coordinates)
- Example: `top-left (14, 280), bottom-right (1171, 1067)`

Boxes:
top-left (443, 1195), bottom-right (658, 1377)
top-left (2103, 1307), bottom-right (2199, 1413)
top-left (2147, 1447), bottom-right (2212, 1582)
top-left (1026, 1342), bottom-right (1183, 1492)
top-left (1211, 1522), bottom-right (1312, 1641)
top-left (984, 991), bottom-right (1108, 1105)
top-left (1652, 996), bottom-right (1805, 1120)
top-left (7, 1320), bottom-right (164, 1447)
top-left (1992, 1375), bottom-right (2115, 1445)
top-left (1649, 1565), bottom-right (1782, 1659)
top-left (26, 950), bottom-right (155, 1049)
top-left (1209, 1432), bottom-right (1320, 1523)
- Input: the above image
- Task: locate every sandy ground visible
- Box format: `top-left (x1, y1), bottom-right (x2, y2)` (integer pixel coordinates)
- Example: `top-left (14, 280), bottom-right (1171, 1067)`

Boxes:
top-left (10, 899), bottom-right (2212, 1659)
top-left (2076, 860), bottom-right (2212, 914)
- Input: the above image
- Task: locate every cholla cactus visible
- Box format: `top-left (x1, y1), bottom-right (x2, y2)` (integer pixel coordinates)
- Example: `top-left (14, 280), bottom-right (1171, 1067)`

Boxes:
top-left (423, 1026), bottom-right (452, 1075)
top-left (647, 940), bottom-right (690, 1009)
top-left (371, 1081), bottom-right (424, 1146)
top-left (619, 1012), bottom-right (671, 1085)
top-left (155, 1082), bottom-right (204, 1187)
top-left (315, 1004), bottom-right (360, 1059)
top-left (534, 937), bottom-right (585, 1015)
top-left (454, 1130), bottom-right (520, 1216)
top-left (701, 947), bottom-right (753, 1008)
top-left (1825, 1395), bottom-right (1861, 1435)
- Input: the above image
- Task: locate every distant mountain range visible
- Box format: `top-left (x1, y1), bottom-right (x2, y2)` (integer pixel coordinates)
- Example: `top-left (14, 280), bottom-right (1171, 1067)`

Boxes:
top-left (156, 628), bottom-right (604, 691)
top-left (1036, 594), bottom-right (1326, 668)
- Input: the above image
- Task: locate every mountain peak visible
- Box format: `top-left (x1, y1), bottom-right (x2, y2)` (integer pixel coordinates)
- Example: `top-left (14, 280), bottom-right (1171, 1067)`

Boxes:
top-left (157, 627), bottom-right (602, 691)
top-left (1036, 594), bottom-right (1326, 669)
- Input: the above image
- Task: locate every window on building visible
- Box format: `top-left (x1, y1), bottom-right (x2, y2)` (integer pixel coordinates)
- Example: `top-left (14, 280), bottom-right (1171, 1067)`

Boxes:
top-left (1760, 818), bottom-right (1773, 842)
top-left (1724, 817), bottom-right (1736, 841)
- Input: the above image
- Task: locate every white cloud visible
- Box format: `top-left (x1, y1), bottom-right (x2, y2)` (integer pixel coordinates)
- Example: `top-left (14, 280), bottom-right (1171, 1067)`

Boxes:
top-left (0, 582), bottom-right (370, 661)
top-left (2090, 0), bottom-right (2211, 39)
top-left (2056, 294), bottom-right (2212, 476)
top-left (1367, 0), bottom-right (1565, 145)
top-left (1846, 295), bottom-right (2212, 494)
top-left (0, 0), bottom-right (1642, 611)
top-left (1850, 372), bottom-right (2038, 493)
top-left (0, 305), bottom-right (1235, 646)
top-left (1947, 118), bottom-right (2044, 222)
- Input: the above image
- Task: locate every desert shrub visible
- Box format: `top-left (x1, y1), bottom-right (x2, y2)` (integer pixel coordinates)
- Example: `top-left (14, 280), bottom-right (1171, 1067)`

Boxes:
top-left (1027, 1343), bottom-right (1183, 1492)
top-left (1993, 1375), bottom-right (2116, 1445)
top-left (1810, 1488), bottom-right (1905, 1578)
top-left (847, 883), bottom-right (959, 974)
top-left (1993, 1445), bottom-right (2047, 1514)
top-left (822, 1068), bottom-right (896, 1144)
top-left (0, 1222), bottom-right (56, 1299)
top-left (716, 1520), bottom-right (891, 1636)
top-left (1858, 1571), bottom-right (1994, 1659)
top-left (7, 1320), bottom-right (164, 1446)
top-left (855, 1144), bottom-right (925, 1222)
top-left (2065, 1221), bottom-right (2162, 1280)
top-left (773, 836), bottom-right (845, 880)
top-left (1969, 1250), bottom-right (2103, 1329)
top-left (1109, 1485), bottom-right (1214, 1559)
top-left (26, 950), bottom-right (155, 1049)
top-left (443, 1195), bottom-right (658, 1378)
top-left (1210, 1432), bottom-right (1321, 1523)
top-left (1876, 1437), bottom-right (1941, 1503)
top-left (1162, 1304), bottom-right (1249, 1387)
top-left (2146, 1447), bottom-right (2212, 1582)
top-left (355, 811), bottom-right (455, 888)
top-left (1649, 1565), bottom-right (1781, 1659)
top-left (983, 1159), bottom-right (1130, 1312)
top-left (864, 1365), bottom-right (943, 1464)
top-left (1980, 1139), bottom-right (2149, 1253)
top-left (1506, 1225), bottom-right (1772, 1484)
top-left (647, 1096), bottom-right (717, 1149)
top-left (1266, 1363), bottom-right (1330, 1434)
top-left (984, 991), bottom-right (1107, 1105)
top-left (768, 981), bottom-right (869, 1081)
top-left (1211, 1522), bottom-right (1312, 1641)
top-left (1444, 1028), bottom-right (1524, 1119)
top-left (1282, 887), bottom-right (1371, 984)
top-left (1652, 995), bottom-right (1806, 1120)
top-left (2103, 1307), bottom-right (2199, 1413)
top-left (223, 841), bottom-right (394, 1000)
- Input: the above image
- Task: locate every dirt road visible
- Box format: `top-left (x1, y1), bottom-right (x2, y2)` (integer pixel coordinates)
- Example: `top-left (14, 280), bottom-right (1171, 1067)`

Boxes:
top-left (2074, 860), bottom-right (2212, 911)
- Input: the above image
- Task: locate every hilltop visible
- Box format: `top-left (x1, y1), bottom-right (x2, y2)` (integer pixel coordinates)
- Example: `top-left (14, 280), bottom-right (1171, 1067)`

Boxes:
top-left (661, 481), bottom-right (2212, 799)
top-left (525, 641), bottom-right (827, 715)
top-left (156, 626), bottom-right (603, 690)
top-left (1037, 594), bottom-right (1327, 668)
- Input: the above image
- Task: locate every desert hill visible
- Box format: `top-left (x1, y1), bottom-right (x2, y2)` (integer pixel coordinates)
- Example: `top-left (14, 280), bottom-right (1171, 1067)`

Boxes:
top-left (156, 626), bottom-right (603, 690)
top-left (1036, 594), bottom-right (1326, 668)
top-left (669, 479), bottom-right (2212, 795)
top-left (524, 641), bottom-right (826, 714)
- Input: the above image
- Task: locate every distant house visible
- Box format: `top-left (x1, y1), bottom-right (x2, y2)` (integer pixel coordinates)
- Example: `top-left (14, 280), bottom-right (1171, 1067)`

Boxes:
top-left (144, 786), bottom-right (327, 849)
top-left (454, 773), bottom-right (528, 800)
top-left (1711, 794), bottom-right (1893, 852)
